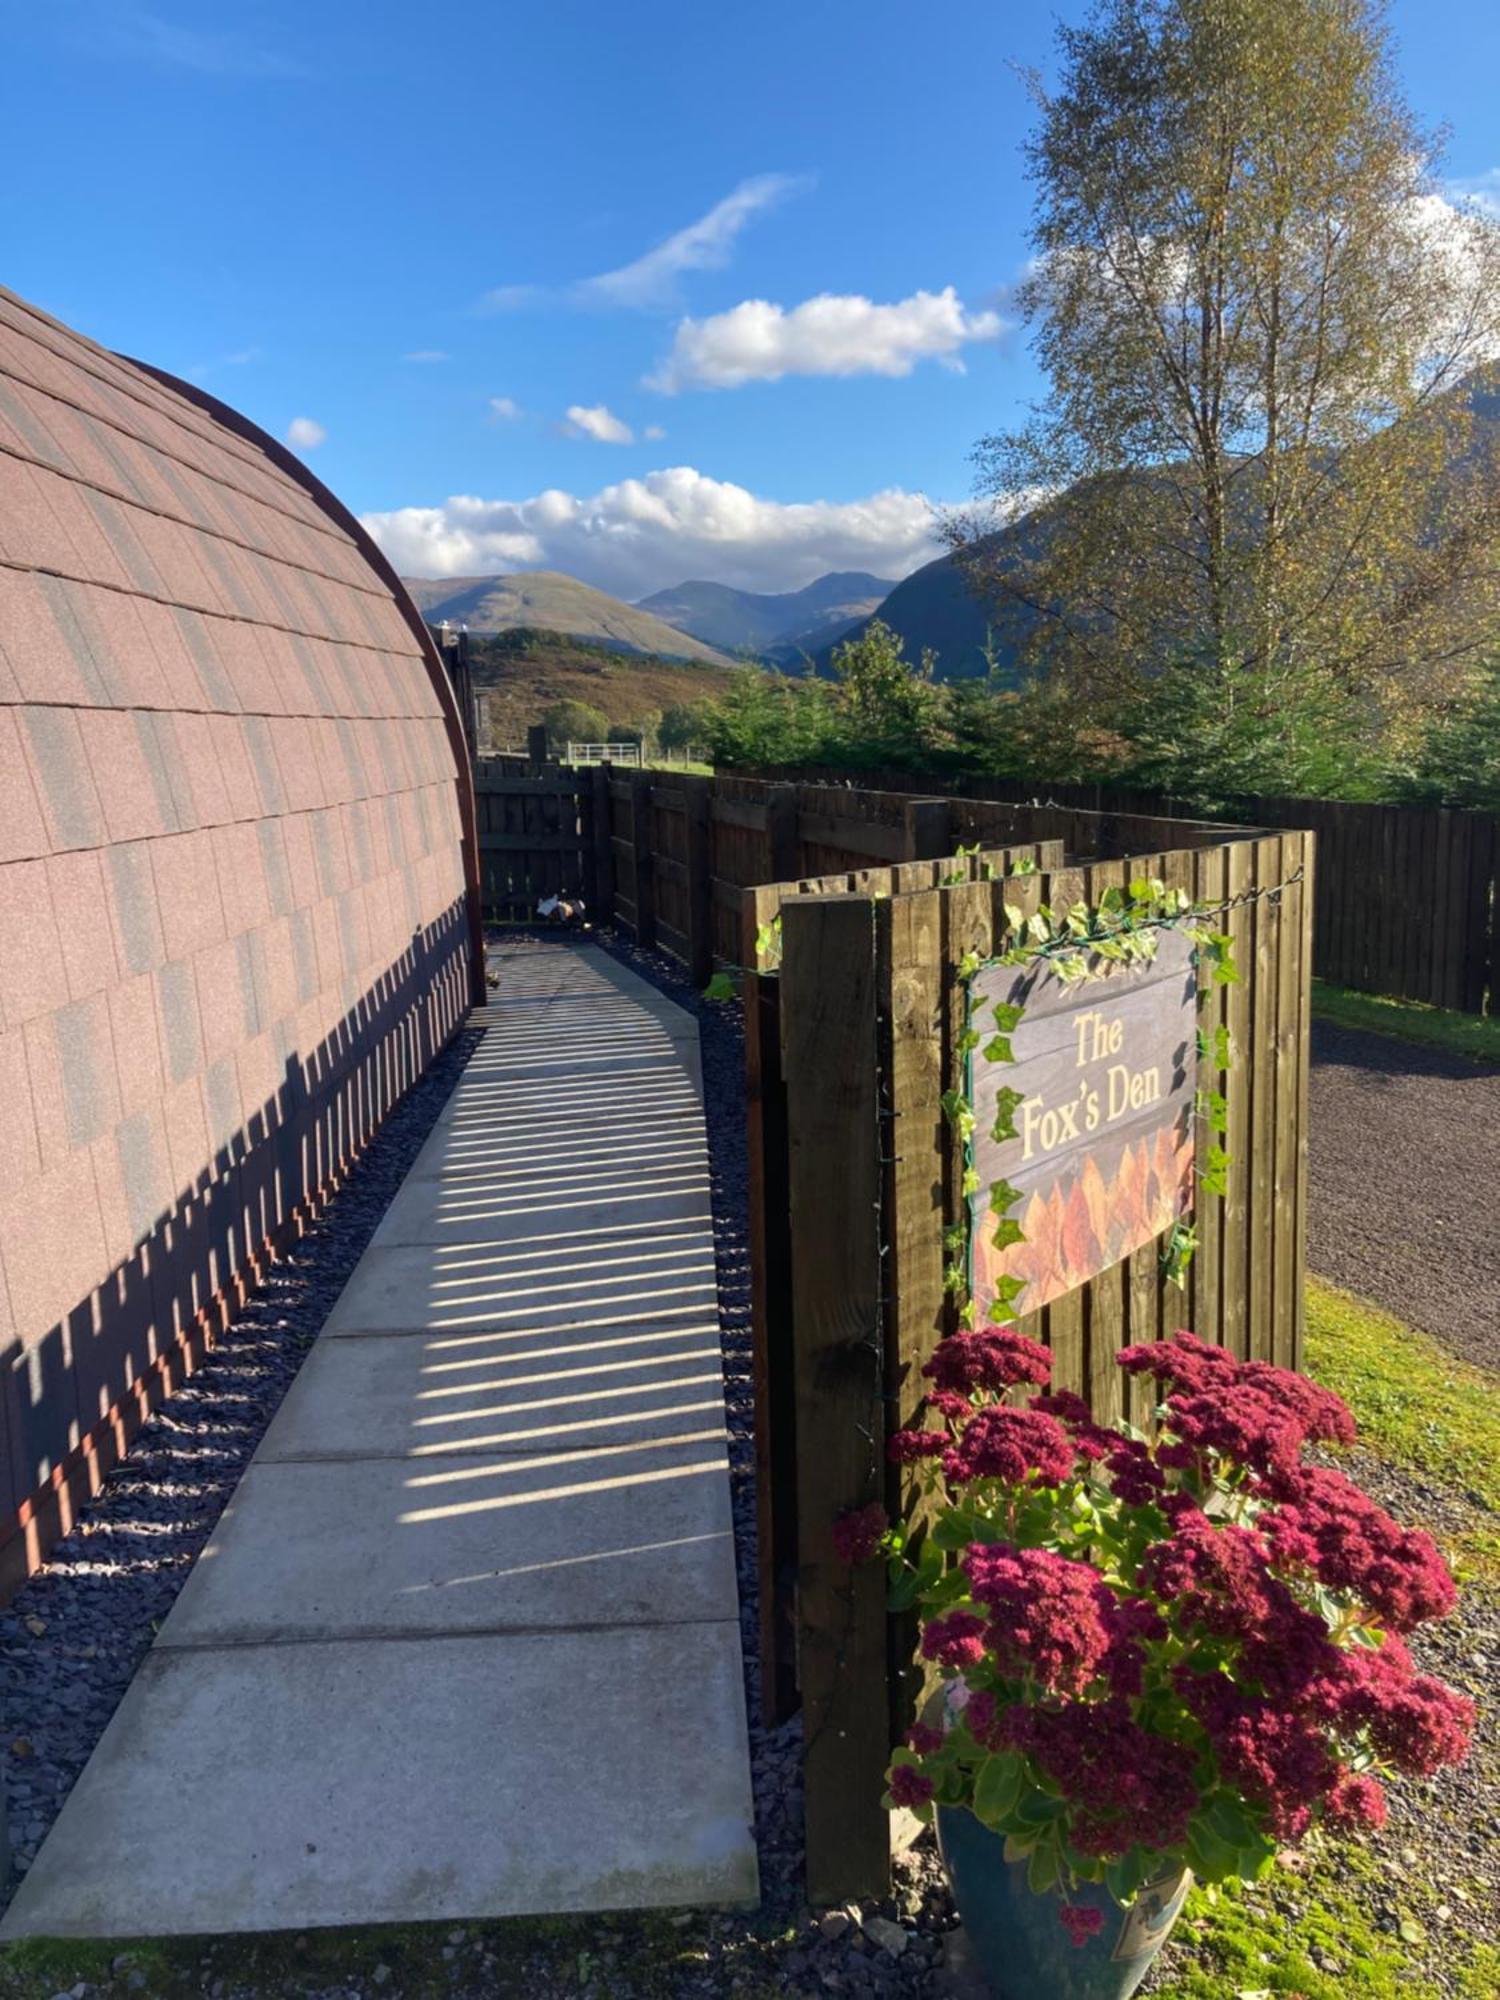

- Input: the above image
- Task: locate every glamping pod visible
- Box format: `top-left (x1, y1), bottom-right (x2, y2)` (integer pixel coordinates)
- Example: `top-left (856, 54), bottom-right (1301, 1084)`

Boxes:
top-left (0, 286), bottom-right (482, 1590)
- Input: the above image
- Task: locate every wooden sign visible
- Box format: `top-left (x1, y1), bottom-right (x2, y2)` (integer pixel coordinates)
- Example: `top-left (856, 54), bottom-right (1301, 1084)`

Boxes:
top-left (969, 930), bottom-right (1198, 1319)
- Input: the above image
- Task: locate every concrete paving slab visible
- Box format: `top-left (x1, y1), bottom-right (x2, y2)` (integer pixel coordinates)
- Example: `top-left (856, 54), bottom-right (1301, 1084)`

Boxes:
top-left (322, 1235), bottom-right (718, 1335)
top-left (257, 1316), bottom-right (729, 1459)
top-left (0, 1623), bottom-right (757, 1939)
top-left (156, 1439), bottom-right (737, 1645)
top-left (367, 1168), bottom-right (715, 1250)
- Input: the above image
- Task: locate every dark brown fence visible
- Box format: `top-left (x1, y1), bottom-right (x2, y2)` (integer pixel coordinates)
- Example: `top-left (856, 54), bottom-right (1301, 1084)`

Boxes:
top-left (469, 754), bottom-right (1314, 1904)
top-left (764, 766), bottom-right (1498, 1015)
top-left (755, 827), bottom-right (1314, 1903)
top-left (472, 758), bottom-right (596, 920)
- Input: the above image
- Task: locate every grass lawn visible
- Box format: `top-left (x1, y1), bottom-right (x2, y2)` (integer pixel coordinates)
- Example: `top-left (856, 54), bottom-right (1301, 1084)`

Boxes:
top-left (1147, 1277), bottom-right (1499, 1999)
top-left (1311, 979), bottom-right (1500, 1065)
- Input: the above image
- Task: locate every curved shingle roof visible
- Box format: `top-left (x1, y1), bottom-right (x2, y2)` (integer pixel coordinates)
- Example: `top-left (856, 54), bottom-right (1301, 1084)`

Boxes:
top-left (0, 287), bottom-right (480, 1587)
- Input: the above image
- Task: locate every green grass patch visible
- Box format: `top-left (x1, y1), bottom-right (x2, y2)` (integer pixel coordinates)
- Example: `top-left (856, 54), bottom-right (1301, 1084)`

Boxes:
top-left (1149, 1842), bottom-right (1498, 1999)
top-left (1310, 979), bottom-right (1499, 1064)
top-left (1150, 1844), bottom-right (1422, 1997)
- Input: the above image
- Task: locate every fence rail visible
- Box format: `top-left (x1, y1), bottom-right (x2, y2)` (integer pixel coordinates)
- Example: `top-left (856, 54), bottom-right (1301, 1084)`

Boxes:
top-left (760, 765), bottom-right (1499, 1015)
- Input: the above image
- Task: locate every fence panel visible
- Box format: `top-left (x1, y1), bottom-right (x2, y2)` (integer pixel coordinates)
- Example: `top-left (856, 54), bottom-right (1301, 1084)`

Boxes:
top-left (471, 763), bottom-right (592, 920)
top-left (762, 764), bottom-right (1497, 1015)
top-left (766, 828), bottom-right (1313, 1901)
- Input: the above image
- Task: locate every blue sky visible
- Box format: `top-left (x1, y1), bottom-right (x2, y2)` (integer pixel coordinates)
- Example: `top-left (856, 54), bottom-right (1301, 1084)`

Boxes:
top-left (4, 0), bottom-right (1498, 597)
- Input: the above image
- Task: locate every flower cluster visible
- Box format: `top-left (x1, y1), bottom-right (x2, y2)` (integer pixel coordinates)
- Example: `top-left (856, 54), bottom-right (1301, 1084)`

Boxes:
top-left (869, 1327), bottom-right (1472, 1936)
top-left (1260, 1461), bottom-right (1457, 1631)
top-left (964, 1544), bottom-right (1162, 1698)
top-left (830, 1501), bottom-right (889, 1567)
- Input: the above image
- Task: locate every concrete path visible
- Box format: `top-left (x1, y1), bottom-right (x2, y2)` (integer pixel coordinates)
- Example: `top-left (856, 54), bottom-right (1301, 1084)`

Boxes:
top-left (1, 940), bottom-right (758, 1939)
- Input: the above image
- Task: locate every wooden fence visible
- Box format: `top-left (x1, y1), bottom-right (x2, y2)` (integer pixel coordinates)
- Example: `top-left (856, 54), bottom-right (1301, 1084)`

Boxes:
top-left (753, 826), bottom-right (1314, 1903)
top-left (470, 754), bottom-right (1314, 1905)
top-left (764, 765), bottom-right (1498, 1015)
top-left (473, 757), bottom-right (1248, 958)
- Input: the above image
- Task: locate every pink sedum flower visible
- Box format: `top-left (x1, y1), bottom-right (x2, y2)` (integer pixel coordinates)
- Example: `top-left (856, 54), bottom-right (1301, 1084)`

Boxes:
top-left (1058, 1903), bottom-right (1105, 1948)
top-left (830, 1502), bottom-right (888, 1566)
top-left (888, 1762), bottom-right (935, 1809)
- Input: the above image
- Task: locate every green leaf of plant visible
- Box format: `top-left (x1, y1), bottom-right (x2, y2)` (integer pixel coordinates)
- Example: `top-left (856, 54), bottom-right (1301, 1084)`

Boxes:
top-left (989, 1177), bottom-right (1023, 1215)
top-left (973, 1753), bottom-right (1024, 1830)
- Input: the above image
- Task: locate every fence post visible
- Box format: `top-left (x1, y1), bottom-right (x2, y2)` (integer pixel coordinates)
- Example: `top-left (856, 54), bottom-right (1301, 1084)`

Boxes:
top-left (526, 722), bottom-right (548, 772)
top-left (903, 797), bottom-right (951, 862)
top-left (780, 892), bottom-right (890, 1905)
top-left (743, 884), bottom-right (798, 1724)
top-left (590, 764), bottom-right (616, 924)
top-left (686, 777), bottom-right (714, 985)
top-left (766, 782), bottom-right (800, 882)
top-left (629, 772), bottom-right (657, 949)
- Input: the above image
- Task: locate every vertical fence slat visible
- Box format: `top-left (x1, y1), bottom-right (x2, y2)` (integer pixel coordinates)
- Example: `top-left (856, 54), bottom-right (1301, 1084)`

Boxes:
top-left (1247, 835), bottom-right (1283, 1363)
top-left (1274, 831), bottom-right (1309, 1370)
top-left (877, 888), bottom-right (947, 1742)
top-left (781, 894), bottom-right (889, 1905)
top-left (630, 772), bottom-right (656, 949)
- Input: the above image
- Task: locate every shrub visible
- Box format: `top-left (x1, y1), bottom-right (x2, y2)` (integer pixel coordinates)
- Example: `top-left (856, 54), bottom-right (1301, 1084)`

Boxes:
top-left (851, 1330), bottom-right (1473, 1936)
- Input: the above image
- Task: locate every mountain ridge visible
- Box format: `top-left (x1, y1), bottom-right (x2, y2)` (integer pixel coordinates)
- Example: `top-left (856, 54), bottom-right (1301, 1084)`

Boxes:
top-left (636, 571), bottom-right (894, 660)
top-left (400, 570), bottom-right (737, 667)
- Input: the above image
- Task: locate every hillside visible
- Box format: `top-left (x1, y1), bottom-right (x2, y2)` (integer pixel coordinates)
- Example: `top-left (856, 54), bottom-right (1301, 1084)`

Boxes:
top-left (637, 571), bottom-right (893, 660)
top-left (812, 543), bottom-right (1034, 681)
top-left (401, 570), bottom-right (737, 666)
top-left (466, 628), bottom-right (742, 749)
top-left (823, 371), bottom-right (1500, 682)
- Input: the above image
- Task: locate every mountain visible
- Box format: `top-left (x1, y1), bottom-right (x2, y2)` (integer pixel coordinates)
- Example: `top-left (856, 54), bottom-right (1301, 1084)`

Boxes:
top-left (400, 571), bottom-right (737, 667)
top-left (636, 572), bottom-right (894, 661)
top-left (811, 544), bottom-right (1035, 681)
top-left (823, 371), bottom-right (1500, 682)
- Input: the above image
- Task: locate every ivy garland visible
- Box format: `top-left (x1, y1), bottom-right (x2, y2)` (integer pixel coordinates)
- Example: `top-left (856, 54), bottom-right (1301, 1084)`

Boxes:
top-left (938, 875), bottom-right (1241, 1332)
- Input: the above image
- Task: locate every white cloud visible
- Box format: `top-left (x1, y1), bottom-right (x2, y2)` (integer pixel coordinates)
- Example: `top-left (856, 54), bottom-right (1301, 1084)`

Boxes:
top-left (405, 349), bottom-right (450, 364)
top-left (643, 424), bottom-right (667, 441)
top-left (651, 286), bottom-right (1006, 391)
top-left (577, 174), bottom-right (808, 310)
top-left (562, 403), bottom-right (635, 444)
top-left (488, 395), bottom-right (523, 421)
top-left (361, 466), bottom-right (943, 600)
top-left (475, 174), bottom-right (808, 316)
top-left (76, 5), bottom-right (306, 78)
top-left (1447, 168), bottom-right (1500, 220)
top-left (284, 416), bottom-right (326, 450)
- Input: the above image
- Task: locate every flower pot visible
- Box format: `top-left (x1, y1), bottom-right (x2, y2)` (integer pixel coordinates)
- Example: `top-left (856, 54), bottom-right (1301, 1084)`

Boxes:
top-left (936, 1806), bottom-right (1190, 2000)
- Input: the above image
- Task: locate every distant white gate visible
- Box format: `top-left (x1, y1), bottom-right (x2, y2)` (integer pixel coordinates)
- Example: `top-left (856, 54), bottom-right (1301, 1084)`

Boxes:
top-left (566, 741), bottom-right (643, 767)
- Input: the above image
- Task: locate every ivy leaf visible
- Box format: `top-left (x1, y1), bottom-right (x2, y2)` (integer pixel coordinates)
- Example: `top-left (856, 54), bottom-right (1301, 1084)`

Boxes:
top-left (991, 1000), bottom-right (1025, 1033)
top-left (989, 1177), bottom-right (1023, 1216)
top-left (940, 1089), bottom-right (975, 1140)
top-left (991, 1087), bottom-right (1025, 1142)
top-left (702, 971), bottom-right (737, 1003)
top-left (961, 1166), bottom-right (980, 1199)
top-left (982, 1033), bottom-right (1014, 1065)
top-left (991, 1215), bottom-right (1025, 1252)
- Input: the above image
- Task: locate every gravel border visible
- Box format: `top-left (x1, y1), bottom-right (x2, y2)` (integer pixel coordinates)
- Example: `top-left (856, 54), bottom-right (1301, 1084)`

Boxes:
top-left (0, 1020), bottom-right (483, 1902)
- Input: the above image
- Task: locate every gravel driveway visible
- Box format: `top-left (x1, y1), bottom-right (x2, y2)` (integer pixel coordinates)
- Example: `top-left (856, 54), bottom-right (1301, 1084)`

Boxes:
top-left (1308, 1022), bottom-right (1500, 1372)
